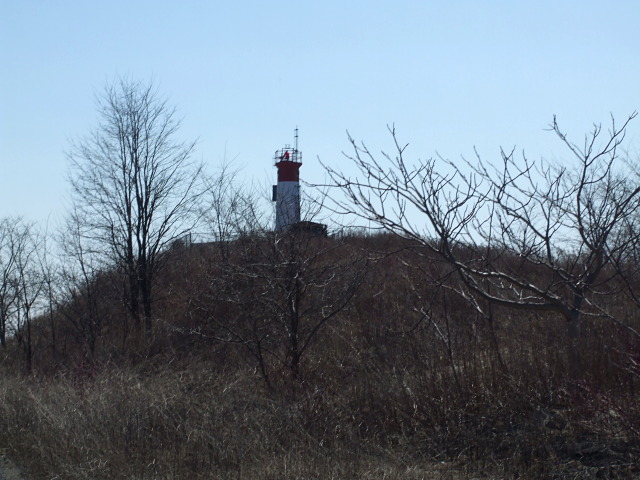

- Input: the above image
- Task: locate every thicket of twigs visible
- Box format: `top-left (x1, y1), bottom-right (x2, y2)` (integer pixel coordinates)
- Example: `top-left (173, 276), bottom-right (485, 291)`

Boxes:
top-left (1, 233), bottom-right (639, 479)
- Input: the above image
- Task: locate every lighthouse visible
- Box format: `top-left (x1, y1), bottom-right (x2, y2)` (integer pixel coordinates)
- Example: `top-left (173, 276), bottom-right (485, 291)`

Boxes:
top-left (272, 129), bottom-right (302, 232)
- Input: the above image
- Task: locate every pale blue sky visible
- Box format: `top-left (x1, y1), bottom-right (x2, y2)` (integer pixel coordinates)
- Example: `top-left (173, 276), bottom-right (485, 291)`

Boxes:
top-left (2, 1), bottom-right (639, 228)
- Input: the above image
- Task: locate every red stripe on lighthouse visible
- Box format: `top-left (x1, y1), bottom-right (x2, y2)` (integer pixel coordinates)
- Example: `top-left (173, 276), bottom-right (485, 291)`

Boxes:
top-left (276, 160), bottom-right (301, 182)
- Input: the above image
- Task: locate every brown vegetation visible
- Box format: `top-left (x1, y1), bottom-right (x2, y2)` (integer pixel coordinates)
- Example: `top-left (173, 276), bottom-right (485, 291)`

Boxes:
top-left (0, 232), bottom-right (639, 479)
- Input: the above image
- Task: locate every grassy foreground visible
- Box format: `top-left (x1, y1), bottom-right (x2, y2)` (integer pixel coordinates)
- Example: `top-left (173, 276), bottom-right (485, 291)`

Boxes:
top-left (0, 349), bottom-right (638, 479)
top-left (0, 361), bottom-right (469, 480)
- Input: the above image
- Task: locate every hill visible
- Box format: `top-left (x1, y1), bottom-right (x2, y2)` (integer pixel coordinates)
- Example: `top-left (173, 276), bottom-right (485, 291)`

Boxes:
top-left (0, 231), bottom-right (639, 479)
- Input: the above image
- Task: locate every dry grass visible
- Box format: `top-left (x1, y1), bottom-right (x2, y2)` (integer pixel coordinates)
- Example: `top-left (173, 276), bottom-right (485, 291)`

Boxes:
top-left (0, 362), bottom-right (484, 480)
top-left (1, 348), bottom-right (638, 479)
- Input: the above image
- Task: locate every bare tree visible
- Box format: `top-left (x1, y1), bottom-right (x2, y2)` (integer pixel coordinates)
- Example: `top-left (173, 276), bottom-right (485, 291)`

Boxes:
top-left (67, 78), bottom-right (203, 333)
top-left (201, 160), bottom-right (264, 261)
top-left (56, 207), bottom-right (110, 357)
top-left (38, 229), bottom-right (62, 360)
top-left (324, 114), bottom-right (640, 376)
top-left (203, 228), bottom-right (368, 388)
top-left (0, 217), bottom-right (24, 348)
top-left (0, 218), bottom-right (44, 370)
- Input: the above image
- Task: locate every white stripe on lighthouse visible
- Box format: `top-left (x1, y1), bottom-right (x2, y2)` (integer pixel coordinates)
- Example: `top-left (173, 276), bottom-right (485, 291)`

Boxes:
top-left (275, 180), bottom-right (300, 232)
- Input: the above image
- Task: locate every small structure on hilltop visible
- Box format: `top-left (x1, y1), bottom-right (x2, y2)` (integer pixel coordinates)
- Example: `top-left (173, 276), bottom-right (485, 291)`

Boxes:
top-left (289, 220), bottom-right (328, 237)
top-left (272, 129), bottom-right (327, 236)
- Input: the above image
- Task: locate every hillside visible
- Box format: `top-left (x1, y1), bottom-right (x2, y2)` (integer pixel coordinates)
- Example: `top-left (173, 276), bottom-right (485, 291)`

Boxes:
top-left (0, 231), bottom-right (639, 479)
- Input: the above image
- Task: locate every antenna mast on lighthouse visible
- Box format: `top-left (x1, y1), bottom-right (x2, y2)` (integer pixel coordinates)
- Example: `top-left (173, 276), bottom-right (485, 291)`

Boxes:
top-left (272, 128), bottom-right (302, 232)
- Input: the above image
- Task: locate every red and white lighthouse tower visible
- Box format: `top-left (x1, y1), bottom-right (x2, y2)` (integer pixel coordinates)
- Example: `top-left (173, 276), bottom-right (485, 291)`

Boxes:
top-left (272, 128), bottom-right (302, 232)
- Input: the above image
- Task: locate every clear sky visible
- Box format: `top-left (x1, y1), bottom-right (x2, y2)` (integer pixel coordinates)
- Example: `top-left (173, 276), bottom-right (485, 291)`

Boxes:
top-left (2, 0), bottom-right (639, 229)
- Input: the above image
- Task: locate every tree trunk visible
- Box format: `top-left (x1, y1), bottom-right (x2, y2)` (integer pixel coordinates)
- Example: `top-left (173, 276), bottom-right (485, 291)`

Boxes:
top-left (139, 260), bottom-right (153, 333)
top-left (567, 292), bottom-right (584, 381)
top-left (288, 312), bottom-right (300, 377)
top-left (0, 311), bottom-right (5, 348)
